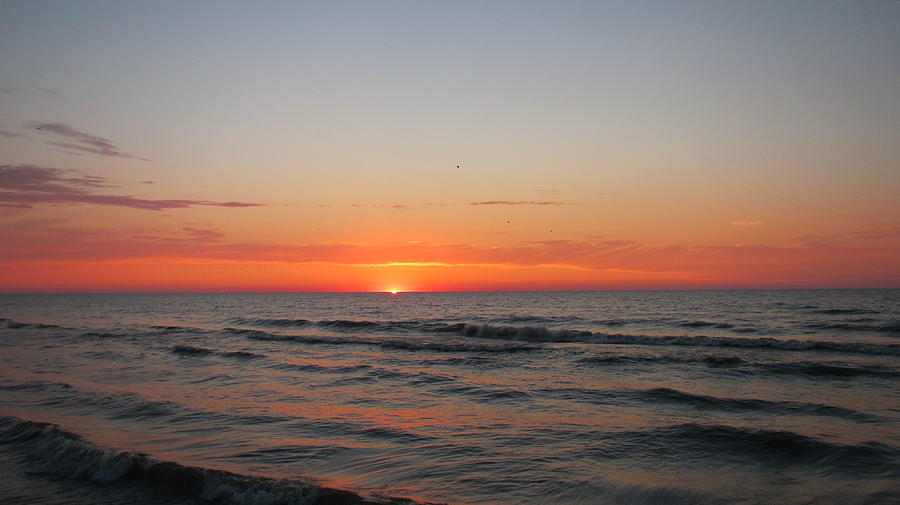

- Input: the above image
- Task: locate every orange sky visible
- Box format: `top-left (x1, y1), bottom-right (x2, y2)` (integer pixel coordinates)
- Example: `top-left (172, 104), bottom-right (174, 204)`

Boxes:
top-left (1, 1), bottom-right (898, 292)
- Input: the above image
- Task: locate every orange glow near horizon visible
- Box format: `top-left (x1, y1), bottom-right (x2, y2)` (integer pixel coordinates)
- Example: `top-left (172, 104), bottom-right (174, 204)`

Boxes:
top-left (0, 246), bottom-right (898, 293)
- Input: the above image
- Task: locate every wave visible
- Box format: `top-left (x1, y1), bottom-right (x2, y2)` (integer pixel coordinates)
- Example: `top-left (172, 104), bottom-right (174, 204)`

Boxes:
top-left (576, 354), bottom-right (690, 366)
top-left (150, 325), bottom-right (211, 334)
top-left (456, 323), bottom-right (900, 355)
top-left (319, 319), bottom-right (465, 334)
top-left (0, 380), bottom-right (73, 391)
top-left (230, 316), bottom-right (758, 337)
top-left (79, 326), bottom-right (218, 339)
top-left (271, 361), bottom-right (374, 375)
top-left (319, 320), bottom-right (385, 329)
top-left (804, 321), bottom-right (900, 334)
top-left (227, 318), bottom-right (900, 355)
top-left (232, 317), bottom-right (900, 355)
top-left (0, 317), bottom-right (61, 329)
top-left (588, 423), bottom-right (900, 475)
top-left (231, 317), bottom-right (462, 334)
top-left (419, 356), bottom-right (500, 367)
top-left (79, 331), bottom-right (133, 339)
top-left (172, 344), bottom-right (215, 356)
top-left (222, 350), bottom-right (264, 359)
top-left (1, 381), bottom-right (197, 424)
top-left (229, 317), bottom-right (311, 328)
top-left (756, 361), bottom-right (900, 378)
top-left (0, 415), bottom-right (430, 505)
top-left (540, 386), bottom-right (879, 421)
top-left (433, 383), bottom-right (531, 403)
top-left (228, 328), bottom-right (541, 353)
top-left (489, 314), bottom-right (584, 324)
top-left (678, 321), bottom-right (735, 329)
top-left (813, 309), bottom-right (881, 315)
top-left (41, 314), bottom-right (882, 359)
top-left (170, 345), bottom-right (264, 359)
top-left (577, 354), bottom-right (900, 378)
top-left (34, 388), bottom-right (181, 421)
top-left (2, 381), bottom-right (434, 446)
top-left (270, 360), bottom-right (456, 389)
top-left (589, 318), bottom-right (644, 327)
top-left (701, 355), bottom-right (744, 365)
top-left (637, 388), bottom-right (879, 421)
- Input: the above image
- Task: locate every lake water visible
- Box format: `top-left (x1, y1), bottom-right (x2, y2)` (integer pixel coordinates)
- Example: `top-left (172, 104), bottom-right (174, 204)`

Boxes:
top-left (1, 290), bottom-right (898, 505)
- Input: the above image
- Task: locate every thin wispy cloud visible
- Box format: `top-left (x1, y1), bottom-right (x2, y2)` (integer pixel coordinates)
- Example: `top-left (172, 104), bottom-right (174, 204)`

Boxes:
top-left (181, 227), bottom-right (226, 242)
top-left (795, 225), bottom-right (900, 243)
top-left (730, 220), bottom-right (766, 227)
top-left (29, 121), bottom-right (151, 161)
top-left (470, 201), bottom-right (564, 206)
top-left (349, 203), bottom-right (409, 209)
top-left (317, 201), bottom-right (559, 209)
top-left (0, 165), bottom-right (108, 192)
top-left (316, 202), bottom-right (454, 209)
top-left (0, 165), bottom-right (261, 211)
top-left (33, 86), bottom-right (59, 96)
top-left (0, 85), bottom-right (57, 96)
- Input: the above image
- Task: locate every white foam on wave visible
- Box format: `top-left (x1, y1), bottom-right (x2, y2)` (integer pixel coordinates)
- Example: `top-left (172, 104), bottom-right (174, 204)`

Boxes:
top-left (458, 323), bottom-right (900, 355)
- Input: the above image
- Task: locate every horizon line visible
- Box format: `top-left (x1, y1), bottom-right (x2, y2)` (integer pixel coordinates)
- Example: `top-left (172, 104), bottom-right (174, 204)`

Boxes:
top-left (1, 286), bottom-right (897, 295)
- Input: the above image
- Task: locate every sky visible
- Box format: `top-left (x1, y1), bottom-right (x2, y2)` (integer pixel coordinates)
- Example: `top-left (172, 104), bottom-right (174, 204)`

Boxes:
top-left (1, 0), bottom-right (898, 292)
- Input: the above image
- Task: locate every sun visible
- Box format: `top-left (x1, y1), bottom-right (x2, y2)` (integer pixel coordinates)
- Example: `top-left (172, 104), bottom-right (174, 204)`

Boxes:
top-left (389, 289), bottom-right (400, 295)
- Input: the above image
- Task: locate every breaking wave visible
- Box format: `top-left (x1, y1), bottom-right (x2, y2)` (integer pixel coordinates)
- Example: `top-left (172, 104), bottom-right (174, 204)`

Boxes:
top-left (219, 317), bottom-right (900, 356)
top-left (0, 416), bottom-right (427, 505)
top-left (454, 323), bottom-right (900, 355)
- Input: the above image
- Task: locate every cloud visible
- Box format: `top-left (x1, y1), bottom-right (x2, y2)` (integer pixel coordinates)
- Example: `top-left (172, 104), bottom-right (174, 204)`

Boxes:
top-left (470, 201), bottom-right (564, 206)
top-left (0, 130), bottom-right (24, 138)
top-left (0, 165), bottom-right (261, 211)
top-left (181, 227), bottom-right (225, 242)
top-left (0, 165), bottom-right (109, 192)
top-left (33, 86), bottom-right (59, 96)
top-left (795, 225), bottom-right (900, 243)
top-left (730, 220), bottom-right (765, 227)
top-left (319, 201), bottom-right (560, 209)
top-left (319, 202), bottom-right (455, 209)
top-left (140, 180), bottom-right (155, 184)
top-left (0, 85), bottom-right (57, 96)
top-left (349, 203), bottom-right (409, 209)
top-left (211, 201), bottom-right (261, 208)
top-left (29, 121), bottom-right (151, 161)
